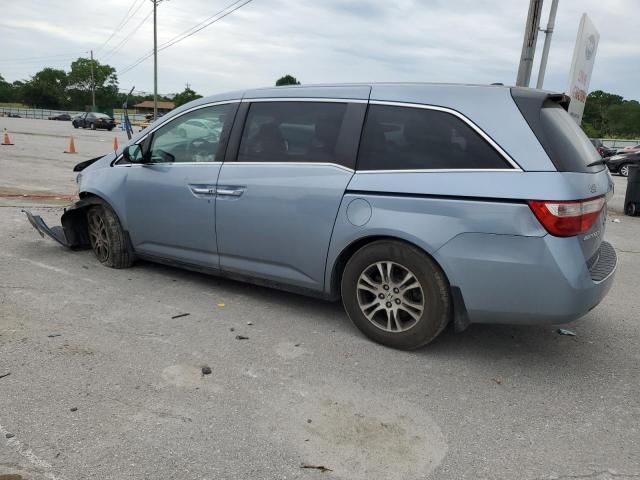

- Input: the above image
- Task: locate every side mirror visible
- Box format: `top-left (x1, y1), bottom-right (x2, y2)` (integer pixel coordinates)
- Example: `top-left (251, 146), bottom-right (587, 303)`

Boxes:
top-left (122, 144), bottom-right (143, 163)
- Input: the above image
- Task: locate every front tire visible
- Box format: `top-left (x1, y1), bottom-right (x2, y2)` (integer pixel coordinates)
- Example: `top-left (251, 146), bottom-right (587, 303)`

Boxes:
top-left (341, 240), bottom-right (451, 350)
top-left (620, 164), bottom-right (630, 177)
top-left (90, 122), bottom-right (96, 130)
top-left (87, 202), bottom-right (133, 269)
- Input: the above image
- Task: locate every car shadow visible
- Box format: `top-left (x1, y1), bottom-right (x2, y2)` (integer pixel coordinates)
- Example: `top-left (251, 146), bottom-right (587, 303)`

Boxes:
top-left (94, 257), bottom-right (620, 377)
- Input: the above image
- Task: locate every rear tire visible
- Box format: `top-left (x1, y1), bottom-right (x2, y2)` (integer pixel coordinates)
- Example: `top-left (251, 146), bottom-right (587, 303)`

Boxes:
top-left (341, 240), bottom-right (451, 350)
top-left (73, 122), bottom-right (78, 129)
top-left (87, 202), bottom-right (133, 269)
top-left (620, 164), bottom-right (630, 177)
top-left (626, 202), bottom-right (638, 216)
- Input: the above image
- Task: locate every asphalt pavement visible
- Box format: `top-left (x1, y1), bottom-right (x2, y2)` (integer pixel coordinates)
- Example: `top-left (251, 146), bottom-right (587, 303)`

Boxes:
top-left (1, 118), bottom-right (639, 480)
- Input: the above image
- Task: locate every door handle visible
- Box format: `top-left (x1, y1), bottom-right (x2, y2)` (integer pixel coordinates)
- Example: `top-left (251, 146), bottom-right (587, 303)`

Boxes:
top-left (216, 186), bottom-right (245, 197)
top-left (189, 184), bottom-right (216, 196)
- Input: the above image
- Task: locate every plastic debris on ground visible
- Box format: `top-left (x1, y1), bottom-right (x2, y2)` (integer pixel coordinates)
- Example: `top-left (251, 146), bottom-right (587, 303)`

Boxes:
top-left (556, 328), bottom-right (577, 336)
top-left (300, 464), bottom-right (332, 472)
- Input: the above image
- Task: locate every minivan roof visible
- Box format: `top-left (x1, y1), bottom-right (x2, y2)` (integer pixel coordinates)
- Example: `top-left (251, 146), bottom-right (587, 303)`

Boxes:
top-left (192, 82), bottom-right (562, 105)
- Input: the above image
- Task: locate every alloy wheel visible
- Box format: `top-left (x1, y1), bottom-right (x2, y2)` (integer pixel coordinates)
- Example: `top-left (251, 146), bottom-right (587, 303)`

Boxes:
top-left (620, 164), bottom-right (629, 177)
top-left (356, 261), bottom-right (425, 333)
top-left (88, 211), bottom-right (110, 263)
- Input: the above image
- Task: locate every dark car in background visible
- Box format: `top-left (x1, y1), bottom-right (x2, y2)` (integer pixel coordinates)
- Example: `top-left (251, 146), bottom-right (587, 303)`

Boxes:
top-left (606, 151), bottom-right (640, 177)
top-left (616, 144), bottom-right (640, 155)
top-left (589, 138), bottom-right (616, 158)
top-left (48, 113), bottom-right (71, 121)
top-left (72, 112), bottom-right (116, 131)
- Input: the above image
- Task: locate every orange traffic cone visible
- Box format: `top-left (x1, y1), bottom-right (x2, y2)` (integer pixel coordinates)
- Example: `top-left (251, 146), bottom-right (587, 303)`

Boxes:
top-left (64, 135), bottom-right (77, 154)
top-left (112, 136), bottom-right (119, 151)
top-left (1, 128), bottom-right (14, 146)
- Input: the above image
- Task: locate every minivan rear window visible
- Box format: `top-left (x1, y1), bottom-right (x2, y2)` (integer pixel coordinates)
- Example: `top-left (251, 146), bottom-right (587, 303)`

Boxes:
top-left (511, 88), bottom-right (603, 173)
top-left (539, 102), bottom-right (602, 172)
top-left (357, 104), bottom-right (511, 171)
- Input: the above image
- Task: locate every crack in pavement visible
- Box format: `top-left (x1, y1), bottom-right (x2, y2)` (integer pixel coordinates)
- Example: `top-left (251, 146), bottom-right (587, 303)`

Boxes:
top-left (615, 248), bottom-right (640, 254)
top-left (535, 469), bottom-right (640, 479)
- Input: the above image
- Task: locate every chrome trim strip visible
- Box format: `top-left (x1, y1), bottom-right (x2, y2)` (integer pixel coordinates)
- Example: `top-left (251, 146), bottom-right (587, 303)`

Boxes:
top-left (368, 100), bottom-right (523, 171)
top-left (357, 168), bottom-right (517, 174)
top-left (242, 97), bottom-right (368, 104)
top-left (116, 163), bottom-right (516, 173)
top-left (114, 161), bottom-right (223, 167)
top-left (229, 162), bottom-right (354, 173)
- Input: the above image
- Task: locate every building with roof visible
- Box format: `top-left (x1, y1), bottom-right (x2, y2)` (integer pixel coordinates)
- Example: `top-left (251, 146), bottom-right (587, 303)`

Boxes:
top-left (133, 100), bottom-right (175, 115)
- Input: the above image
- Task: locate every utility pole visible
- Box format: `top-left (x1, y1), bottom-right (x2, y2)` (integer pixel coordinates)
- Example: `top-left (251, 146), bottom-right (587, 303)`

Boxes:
top-left (536, 0), bottom-right (559, 89)
top-left (516, 0), bottom-right (544, 87)
top-left (152, 0), bottom-right (158, 121)
top-left (90, 49), bottom-right (96, 110)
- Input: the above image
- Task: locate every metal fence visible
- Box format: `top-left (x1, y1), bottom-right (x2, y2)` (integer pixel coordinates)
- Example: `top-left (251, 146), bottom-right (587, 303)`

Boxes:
top-left (602, 138), bottom-right (640, 149)
top-left (0, 106), bottom-right (147, 124)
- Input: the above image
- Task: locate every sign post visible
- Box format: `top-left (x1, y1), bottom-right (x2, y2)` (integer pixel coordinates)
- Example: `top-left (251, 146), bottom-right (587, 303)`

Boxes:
top-left (566, 14), bottom-right (600, 124)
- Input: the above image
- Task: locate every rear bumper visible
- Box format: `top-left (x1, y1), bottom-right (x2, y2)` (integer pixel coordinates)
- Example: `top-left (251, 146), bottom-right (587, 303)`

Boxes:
top-left (434, 234), bottom-right (617, 325)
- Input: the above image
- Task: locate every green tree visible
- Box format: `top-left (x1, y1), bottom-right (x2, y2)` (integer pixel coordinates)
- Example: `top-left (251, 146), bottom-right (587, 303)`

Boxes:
top-left (21, 68), bottom-right (68, 108)
top-left (11, 80), bottom-right (26, 104)
top-left (275, 74), bottom-right (301, 86)
top-left (582, 90), bottom-right (624, 137)
top-left (607, 101), bottom-right (640, 138)
top-left (173, 85), bottom-right (202, 107)
top-left (66, 57), bottom-right (118, 110)
top-left (0, 74), bottom-right (14, 103)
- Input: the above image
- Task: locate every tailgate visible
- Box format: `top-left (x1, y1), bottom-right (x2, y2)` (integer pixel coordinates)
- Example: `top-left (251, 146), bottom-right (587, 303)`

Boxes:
top-left (512, 87), bottom-right (615, 264)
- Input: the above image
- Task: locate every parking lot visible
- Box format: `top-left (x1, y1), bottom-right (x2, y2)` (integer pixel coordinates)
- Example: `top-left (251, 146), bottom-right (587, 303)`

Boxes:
top-left (1, 118), bottom-right (639, 480)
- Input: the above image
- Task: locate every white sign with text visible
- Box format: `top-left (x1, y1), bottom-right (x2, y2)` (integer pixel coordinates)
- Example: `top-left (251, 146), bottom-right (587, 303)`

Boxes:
top-left (567, 13), bottom-right (600, 124)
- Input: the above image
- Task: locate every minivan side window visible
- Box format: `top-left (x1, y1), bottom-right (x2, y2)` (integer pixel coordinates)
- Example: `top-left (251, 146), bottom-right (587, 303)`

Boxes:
top-left (237, 102), bottom-right (348, 164)
top-left (357, 104), bottom-right (511, 171)
top-left (147, 103), bottom-right (233, 163)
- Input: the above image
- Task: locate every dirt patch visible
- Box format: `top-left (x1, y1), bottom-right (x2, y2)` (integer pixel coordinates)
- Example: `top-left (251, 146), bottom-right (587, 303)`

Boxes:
top-left (0, 188), bottom-right (77, 203)
top-left (260, 377), bottom-right (448, 480)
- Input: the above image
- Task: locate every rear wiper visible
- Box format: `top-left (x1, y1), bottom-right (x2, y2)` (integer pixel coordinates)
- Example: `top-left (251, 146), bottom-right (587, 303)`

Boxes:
top-left (587, 158), bottom-right (608, 167)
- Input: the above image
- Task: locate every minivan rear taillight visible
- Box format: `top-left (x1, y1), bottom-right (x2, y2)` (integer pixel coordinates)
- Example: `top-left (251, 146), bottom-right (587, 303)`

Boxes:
top-left (528, 196), bottom-right (605, 237)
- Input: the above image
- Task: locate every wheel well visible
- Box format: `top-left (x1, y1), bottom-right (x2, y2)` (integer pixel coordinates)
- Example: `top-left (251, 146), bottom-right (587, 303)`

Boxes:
top-left (61, 193), bottom-right (112, 248)
top-left (330, 235), bottom-right (449, 297)
top-left (330, 235), bottom-right (470, 331)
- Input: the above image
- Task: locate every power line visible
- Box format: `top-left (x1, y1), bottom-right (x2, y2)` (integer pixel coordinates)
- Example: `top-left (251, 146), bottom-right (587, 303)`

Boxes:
top-left (117, 0), bottom-right (254, 76)
top-left (102, 7), bottom-right (154, 62)
top-left (158, 0), bottom-right (245, 49)
top-left (95, 0), bottom-right (147, 55)
top-left (118, 0), bottom-right (247, 75)
top-left (160, 0), bottom-right (253, 51)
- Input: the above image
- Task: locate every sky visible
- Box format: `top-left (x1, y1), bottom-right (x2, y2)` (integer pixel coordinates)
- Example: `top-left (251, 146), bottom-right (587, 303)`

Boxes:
top-left (0, 0), bottom-right (638, 100)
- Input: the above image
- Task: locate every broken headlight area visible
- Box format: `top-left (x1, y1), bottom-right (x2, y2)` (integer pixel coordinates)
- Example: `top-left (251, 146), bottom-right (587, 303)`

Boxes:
top-left (23, 198), bottom-right (97, 250)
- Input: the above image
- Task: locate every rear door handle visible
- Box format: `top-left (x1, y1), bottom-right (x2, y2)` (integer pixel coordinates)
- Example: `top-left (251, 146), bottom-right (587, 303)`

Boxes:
top-left (216, 186), bottom-right (245, 197)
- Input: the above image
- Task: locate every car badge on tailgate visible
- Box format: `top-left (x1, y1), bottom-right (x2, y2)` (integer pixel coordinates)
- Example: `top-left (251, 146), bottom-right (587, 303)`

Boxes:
top-left (583, 230), bottom-right (600, 241)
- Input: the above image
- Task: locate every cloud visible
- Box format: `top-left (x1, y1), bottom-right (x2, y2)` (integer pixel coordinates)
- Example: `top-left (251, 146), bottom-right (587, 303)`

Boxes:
top-left (0, 0), bottom-right (638, 100)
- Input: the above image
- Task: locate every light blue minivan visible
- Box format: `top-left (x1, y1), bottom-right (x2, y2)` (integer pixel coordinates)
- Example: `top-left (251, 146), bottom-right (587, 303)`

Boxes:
top-left (26, 83), bottom-right (617, 349)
